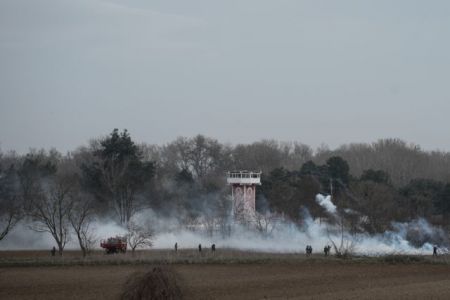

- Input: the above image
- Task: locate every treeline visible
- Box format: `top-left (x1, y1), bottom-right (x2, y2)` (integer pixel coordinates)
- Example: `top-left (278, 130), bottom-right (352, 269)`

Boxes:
top-left (1, 129), bottom-right (450, 253)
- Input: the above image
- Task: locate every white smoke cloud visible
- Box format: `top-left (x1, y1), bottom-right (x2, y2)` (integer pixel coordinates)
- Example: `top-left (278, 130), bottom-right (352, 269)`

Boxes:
top-left (315, 194), bottom-right (337, 215)
top-left (0, 219), bottom-right (127, 250)
top-left (151, 215), bottom-right (448, 255)
top-left (0, 222), bottom-right (56, 250)
top-left (1, 196), bottom-right (448, 256)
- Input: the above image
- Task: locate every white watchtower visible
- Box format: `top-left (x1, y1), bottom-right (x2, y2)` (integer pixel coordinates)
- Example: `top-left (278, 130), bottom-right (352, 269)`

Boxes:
top-left (227, 171), bottom-right (261, 221)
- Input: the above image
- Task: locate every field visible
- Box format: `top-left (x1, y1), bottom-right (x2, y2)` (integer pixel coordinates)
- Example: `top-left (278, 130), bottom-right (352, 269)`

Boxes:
top-left (1, 250), bottom-right (450, 299)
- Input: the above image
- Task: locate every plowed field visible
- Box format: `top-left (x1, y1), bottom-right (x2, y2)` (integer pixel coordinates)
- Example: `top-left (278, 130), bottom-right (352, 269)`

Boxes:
top-left (0, 252), bottom-right (449, 299)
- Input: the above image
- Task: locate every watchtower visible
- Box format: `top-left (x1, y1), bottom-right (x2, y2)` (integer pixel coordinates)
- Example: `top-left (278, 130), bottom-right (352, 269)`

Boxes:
top-left (226, 171), bottom-right (261, 220)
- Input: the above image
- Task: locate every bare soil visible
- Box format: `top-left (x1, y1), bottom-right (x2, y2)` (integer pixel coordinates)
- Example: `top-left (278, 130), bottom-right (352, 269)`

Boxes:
top-left (178, 263), bottom-right (450, 299)
top-left (0, 251), bottom-right (449, 300)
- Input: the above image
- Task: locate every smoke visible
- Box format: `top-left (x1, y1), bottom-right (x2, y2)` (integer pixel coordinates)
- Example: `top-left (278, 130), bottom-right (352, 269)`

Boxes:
top-left (315, 194), bottom-right (337, 215)
top-left (0, 219), bottom-right (127, 250)
top-left (148, 194), bottom-right (449, 255)
top-left (0, 222), bottom-right (56, 250)
top-left (150, 213), bottom-right (448, 255)
top-left (1, 194), bottom-right (448, 255)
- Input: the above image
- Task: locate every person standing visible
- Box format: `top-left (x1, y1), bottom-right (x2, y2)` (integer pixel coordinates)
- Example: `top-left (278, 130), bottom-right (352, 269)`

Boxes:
top-left (175, 242), bottom-right (178, 252)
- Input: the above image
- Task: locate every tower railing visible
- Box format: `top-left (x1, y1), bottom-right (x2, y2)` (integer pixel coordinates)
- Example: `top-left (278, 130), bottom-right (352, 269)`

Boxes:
top-left (226, 171), bottom-right (261, 185)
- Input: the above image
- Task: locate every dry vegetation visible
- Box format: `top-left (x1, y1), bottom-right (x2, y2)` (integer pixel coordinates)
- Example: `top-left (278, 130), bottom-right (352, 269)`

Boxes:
top-left (1, 249), bottom-right (450, 300)
top-left (120, 267), bottom-right (182, 300)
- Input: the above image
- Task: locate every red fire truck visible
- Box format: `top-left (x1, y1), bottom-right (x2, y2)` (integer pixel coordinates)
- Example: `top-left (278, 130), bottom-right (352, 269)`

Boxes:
top-left (100, 236), bottom-right (127, 254)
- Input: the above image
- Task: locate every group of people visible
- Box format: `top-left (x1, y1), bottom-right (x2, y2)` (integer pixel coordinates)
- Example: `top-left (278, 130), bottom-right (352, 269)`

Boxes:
top-left (305, 245), bottom-right (332, 256)
top-left (174, 242), bottom-right (216, 253)
top-left (50, 242), bottom-right (442, 257)
top-left (46, 241), bottom-right (442, 259)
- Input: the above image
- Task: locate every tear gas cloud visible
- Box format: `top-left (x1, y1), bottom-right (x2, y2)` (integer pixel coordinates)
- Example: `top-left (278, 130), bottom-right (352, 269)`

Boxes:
top-left (315, 194), bottom-right (336, 215)
top-left (150, 212), bottom-right (448, 255)
top-left (1, 194), bottom-right (448, 255)
top-left (0, 220), bottom-right (127, 250)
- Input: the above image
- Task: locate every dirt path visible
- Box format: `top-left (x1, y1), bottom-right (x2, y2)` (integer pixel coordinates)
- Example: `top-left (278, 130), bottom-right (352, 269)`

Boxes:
top-left (1, 263), bottom-right (449, 299)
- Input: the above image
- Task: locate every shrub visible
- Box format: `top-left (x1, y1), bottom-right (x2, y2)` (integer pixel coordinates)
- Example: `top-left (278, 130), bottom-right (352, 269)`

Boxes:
top-left (121, 266), bottom-right (183, 300)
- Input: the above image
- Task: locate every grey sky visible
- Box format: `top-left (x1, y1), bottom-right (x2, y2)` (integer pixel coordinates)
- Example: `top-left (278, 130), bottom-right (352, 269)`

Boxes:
top-left (1, 0), bottom-right (449, 153)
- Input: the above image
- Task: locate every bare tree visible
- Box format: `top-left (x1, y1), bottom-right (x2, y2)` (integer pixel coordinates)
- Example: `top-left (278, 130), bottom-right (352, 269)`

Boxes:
top-left (126, 220), bottom-right (154, 255)
top-left (188, 135), bottom-right (223, 178)
top-left (279, 142), bottom-right (313, 171)
top-left (350, 181), bottom-right (405, 233)
top-left (216, 195), bottom-right (232, 237)
top-left (70, 194), bottom-right (97, 257)
top-left (253, 211), bottom-right (279, 237)
top-left (202, 213), bottom-right (217, 237)
top-left (162, 135), bottom-right (224, 179)
top-left (315, 138), bottom-right (450, 187)
top-left (0, 156), bottom-right (23, 241)
top-left (326, 214), bottom-right (357, 258)
top-left (29, 168), bottom-right (74, 256)
top-left (0, 206), bottom-right (21, 241)
top-left (232, 140), bottom-right (282, 174)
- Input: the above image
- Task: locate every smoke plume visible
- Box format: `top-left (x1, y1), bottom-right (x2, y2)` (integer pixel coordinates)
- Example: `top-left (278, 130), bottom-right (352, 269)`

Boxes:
top-left (1, 194), bottom-right (448, 255)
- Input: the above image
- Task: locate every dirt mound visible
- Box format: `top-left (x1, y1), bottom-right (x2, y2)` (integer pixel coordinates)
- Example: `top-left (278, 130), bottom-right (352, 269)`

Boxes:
top-left (121, 266), bottom-right (182, 300)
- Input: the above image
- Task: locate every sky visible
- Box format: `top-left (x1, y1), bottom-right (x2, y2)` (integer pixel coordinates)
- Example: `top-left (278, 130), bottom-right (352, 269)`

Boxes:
top-left (1, 0), bottom-right (449, 153)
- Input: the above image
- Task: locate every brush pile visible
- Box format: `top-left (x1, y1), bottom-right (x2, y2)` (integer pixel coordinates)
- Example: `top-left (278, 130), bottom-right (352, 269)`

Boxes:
top-left (121, 266), bottom-right (182, 300)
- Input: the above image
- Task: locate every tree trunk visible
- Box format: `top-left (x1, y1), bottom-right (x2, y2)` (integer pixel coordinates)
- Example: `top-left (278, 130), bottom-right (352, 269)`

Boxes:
top-left (75, 231), bottom-right (87, 257)
top-left (57, 242), bottom-right (64, 256)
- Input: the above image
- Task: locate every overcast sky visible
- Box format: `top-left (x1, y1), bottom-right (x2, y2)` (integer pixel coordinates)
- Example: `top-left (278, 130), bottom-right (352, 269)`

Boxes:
top-left (1, 0), bottom-right (449, 153)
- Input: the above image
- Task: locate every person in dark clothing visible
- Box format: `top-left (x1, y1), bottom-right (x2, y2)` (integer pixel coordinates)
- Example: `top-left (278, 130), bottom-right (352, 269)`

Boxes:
top-left (211, 244), bottom-right (216, 252)
top-left (175, 242), bottom-right (178, 252)
top-left (51, 246), bottom-right (56, 257)
top-left (198, 244), bottom-right (202, 252)
top-left (433, 245), bottom-right (438, 256)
